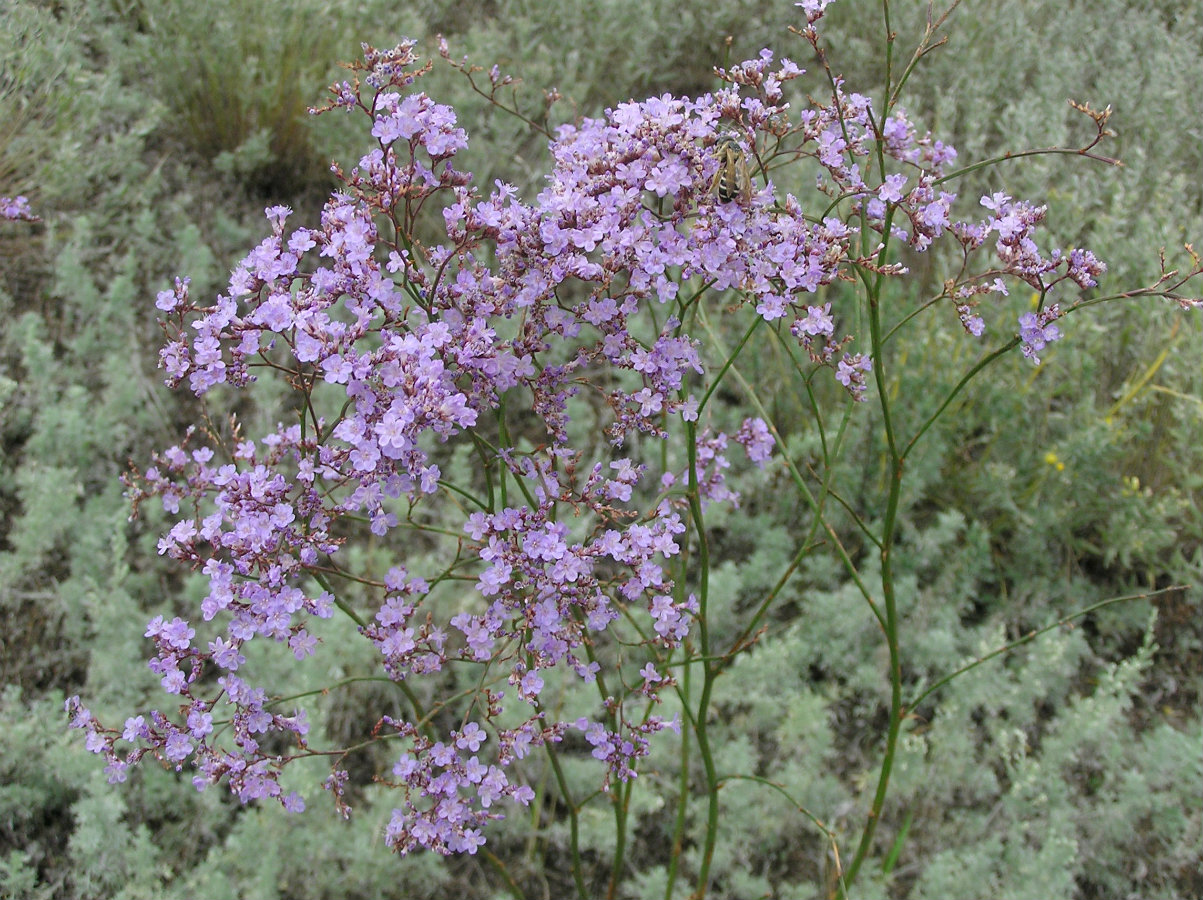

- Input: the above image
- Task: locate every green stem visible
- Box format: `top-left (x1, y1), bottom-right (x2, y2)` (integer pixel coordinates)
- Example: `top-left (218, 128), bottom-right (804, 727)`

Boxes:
top-left (608, 781), bottom-right (631, 900)
top-left (481, 849), bottom-right (526, 900)
top-left (542, 740), bottom-right (588, 900)
top-left (697, 315), bottom-right (762, 415)
top-left (697, 309), bottom-right (886, 633)
top-left (310, 570), bottom-right (366, 628)
top-left (843, 219), bottom-right (905, 890)
top-left (717, 773), bottom-right (845, 892)
top-left (664, 658), bottom-right (692, 900)
top-left (903, 339), bottom-right (1018, 460)
top-left (907, 587), bottom-right (1179, 711)
top-left (933, 143), bottom-right (1120, 189)
top-left (886, 0), bottom-right (963, 108)
top-left (682, 418), bottom-right (722, 899)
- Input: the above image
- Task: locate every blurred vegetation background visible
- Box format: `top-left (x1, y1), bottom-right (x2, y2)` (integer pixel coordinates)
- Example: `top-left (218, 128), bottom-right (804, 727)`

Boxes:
top-left (1, 0), bottom-right (1200, 897)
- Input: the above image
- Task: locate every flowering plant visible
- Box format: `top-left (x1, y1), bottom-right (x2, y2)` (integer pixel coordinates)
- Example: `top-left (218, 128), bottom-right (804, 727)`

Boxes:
top-left (66, 2), bottom-right (1200, 896)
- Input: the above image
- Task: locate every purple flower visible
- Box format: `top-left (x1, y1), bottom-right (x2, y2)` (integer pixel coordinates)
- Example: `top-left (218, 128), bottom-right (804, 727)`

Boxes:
top-left (735, 418), bottom-right (776, 466)
top-left (1018, 305), bottom-right (1063, 364)
top-left (1, 195), bottom-right (37, 221)
top-left (455, 722), bottom-right (486, 752)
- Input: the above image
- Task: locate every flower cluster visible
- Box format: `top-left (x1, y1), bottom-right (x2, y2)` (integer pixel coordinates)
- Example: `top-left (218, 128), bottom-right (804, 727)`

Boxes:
top-left (1, 195), bottom-right (37, 222)
top-left (69, 2), bottom-right (1140, 858)
top-left (1018, 304), bottom-right (1064, 364)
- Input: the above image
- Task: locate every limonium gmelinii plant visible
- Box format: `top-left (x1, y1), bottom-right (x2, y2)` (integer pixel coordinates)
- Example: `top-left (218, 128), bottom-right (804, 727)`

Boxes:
top-left (65, 2), bottom-right (1202, 896)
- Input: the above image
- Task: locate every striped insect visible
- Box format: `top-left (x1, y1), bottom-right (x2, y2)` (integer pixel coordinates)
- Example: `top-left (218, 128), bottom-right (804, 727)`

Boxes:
top-left (711, 133), bottom-right (753, 205)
